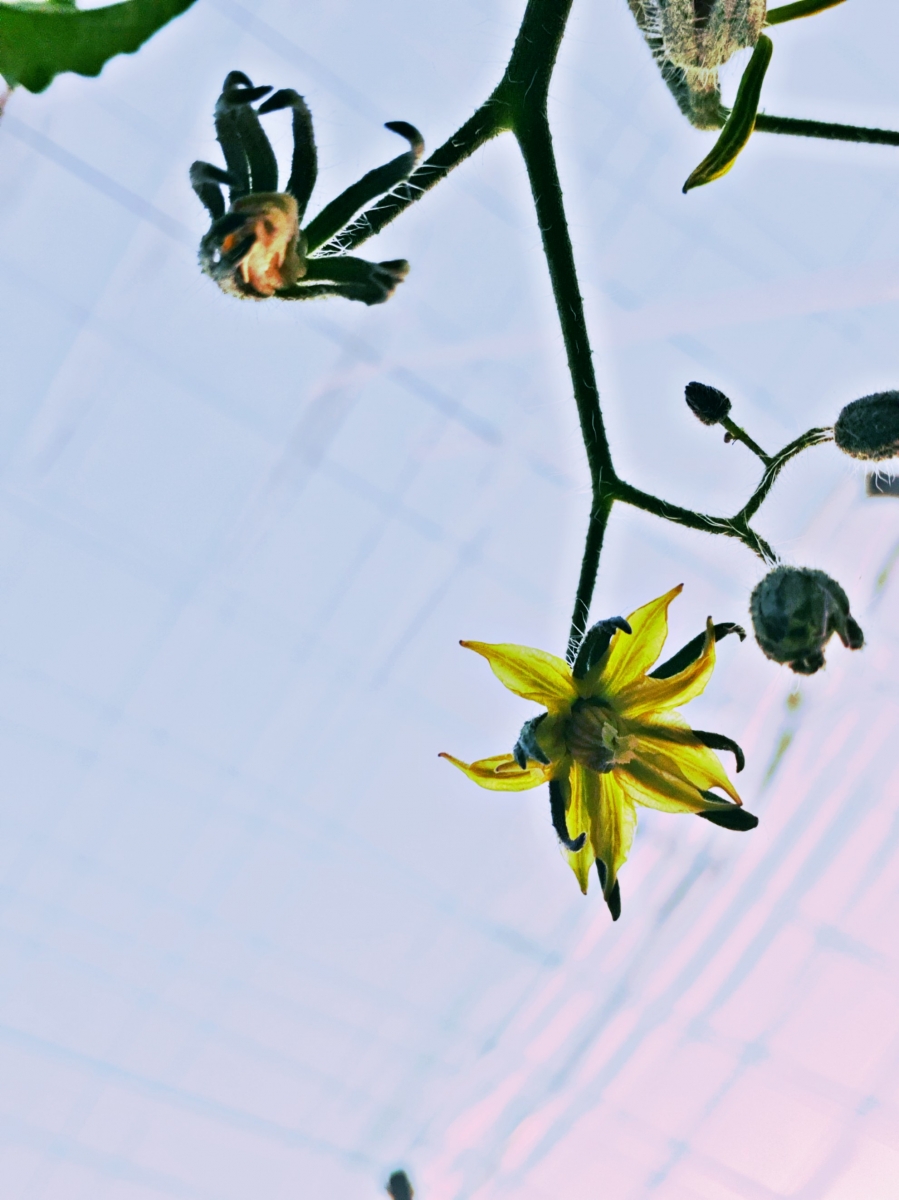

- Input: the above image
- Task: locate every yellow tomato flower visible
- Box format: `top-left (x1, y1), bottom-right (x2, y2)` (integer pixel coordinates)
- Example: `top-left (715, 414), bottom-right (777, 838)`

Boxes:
top-left (441, 586), bottom-right (757, 920)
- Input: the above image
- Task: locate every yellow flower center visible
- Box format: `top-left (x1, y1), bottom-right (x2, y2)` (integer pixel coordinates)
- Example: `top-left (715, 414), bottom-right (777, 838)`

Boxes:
top-left (565, 702), bottom-right (636, 773)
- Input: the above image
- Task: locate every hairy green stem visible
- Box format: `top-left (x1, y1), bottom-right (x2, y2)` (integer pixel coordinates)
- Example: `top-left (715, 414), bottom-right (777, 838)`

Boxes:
top-left (500, 0), bottom-right (620, 650)
top-left (738, 427), bottom-right (832, 522)
top-left (566, 497), bottom-right (614, 663)
top-left (721, 416), bottom-right (771, 464)
top-left (614, 478), bottom-right (777, 563)
top-left (754, 113), bottom-right (899, 147)
top-left (325, 0), bottom-right (845, 645)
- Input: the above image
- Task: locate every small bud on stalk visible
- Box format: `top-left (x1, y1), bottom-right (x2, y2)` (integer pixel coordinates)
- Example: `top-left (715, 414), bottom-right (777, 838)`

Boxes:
top-left (750, 566), bottom-right (864, 675)
top-left (685, 381), bottom-right (732, 426)
top-left (834, 391), bottom-right (899, 461)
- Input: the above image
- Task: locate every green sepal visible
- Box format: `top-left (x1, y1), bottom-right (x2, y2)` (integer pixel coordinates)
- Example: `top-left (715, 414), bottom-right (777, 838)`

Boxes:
top-left (766, 0), bottom-right (845, 26)
top-left (303, 121), bottom-right (424, 253)
top-left (595, 858), bottom-right (621, 921)
top-left (277, 254), bottom-right (409, 306)
top-left (0, 0), bottom-right (198, 93)
top-left (513, 713), bottom-right (549, 769)
top-left (571, 616), bottom-right (631, 681)
top-left (682, 34), bottom-right (774, 193)
top-left (692, 730), bottom-right (745, 773)
top-left (259, 89), bottom-right (318, 223)
top-left (189, 161), bottom-right (230, 220)
top-left (215, 72), bottom-right (279, 199)
top-left (697, 802), bottom-right (759, 831)
top-left (649, 622), bottom-right (745, 681)
top-left (549, 779), bottom-right (587, 853)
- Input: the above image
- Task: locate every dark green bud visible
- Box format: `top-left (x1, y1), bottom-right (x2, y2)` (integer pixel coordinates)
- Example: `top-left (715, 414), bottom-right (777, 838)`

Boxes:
top-left (750, 566), bottom-right (864, 675)
top-left (834, 391), bottom-right (899, 461)
top-left (685, 381), bottom-right (732, 426)
top-left (387, 1172), bottom-right (414, 1200)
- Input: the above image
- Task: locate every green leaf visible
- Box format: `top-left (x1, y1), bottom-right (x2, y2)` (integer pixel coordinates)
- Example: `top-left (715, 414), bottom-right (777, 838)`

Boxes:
top-left (682, 34), bottom-right (774, 194)
top-left (0, 0), bottom-right (198, 93)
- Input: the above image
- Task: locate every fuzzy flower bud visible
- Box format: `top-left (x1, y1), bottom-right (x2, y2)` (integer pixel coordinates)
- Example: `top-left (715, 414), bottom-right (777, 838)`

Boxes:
top-left (387, 1172), bottom-right (414, 1200)
top-left (750, 566), bottom-right (864, 675)
top-left (834, 391), bottom-right (899, 461)
top-left (685, 381), bottom-right (732, 426)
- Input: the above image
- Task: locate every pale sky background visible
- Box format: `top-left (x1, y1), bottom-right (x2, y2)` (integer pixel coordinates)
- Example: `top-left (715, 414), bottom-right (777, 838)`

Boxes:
top-left (1, 1), bottom-right (899, 1198)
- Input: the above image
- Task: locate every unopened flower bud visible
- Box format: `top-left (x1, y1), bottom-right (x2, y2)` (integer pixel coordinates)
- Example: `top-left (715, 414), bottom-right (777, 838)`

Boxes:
top-left (387, 1171), bottom-right (414, 1200)
top-left (750, 566), bottom-right (864, 675)
top-left (685, 381), bottom-right (732, 426)
top-left (834, 391), bottom-right (899, 461)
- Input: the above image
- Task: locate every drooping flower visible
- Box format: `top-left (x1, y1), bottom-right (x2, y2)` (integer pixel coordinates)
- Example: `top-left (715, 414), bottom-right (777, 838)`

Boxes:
top-left (441, 586), bottom-right (757, 919)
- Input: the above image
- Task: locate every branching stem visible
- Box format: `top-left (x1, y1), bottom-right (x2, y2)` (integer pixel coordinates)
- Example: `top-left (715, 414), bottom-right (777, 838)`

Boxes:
top-left (738, 427), bottom-right (832, 522)
top-left (331, 0), bottom-right (844, 647)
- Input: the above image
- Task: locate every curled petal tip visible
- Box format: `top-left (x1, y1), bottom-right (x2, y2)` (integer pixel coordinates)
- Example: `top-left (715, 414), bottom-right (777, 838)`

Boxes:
top-left (384, 120), bottom-right (425, 159)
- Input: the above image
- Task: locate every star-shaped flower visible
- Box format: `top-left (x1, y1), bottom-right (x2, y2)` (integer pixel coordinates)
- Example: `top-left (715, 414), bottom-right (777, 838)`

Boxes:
top-left (441, 586), bottom-right (757, 919)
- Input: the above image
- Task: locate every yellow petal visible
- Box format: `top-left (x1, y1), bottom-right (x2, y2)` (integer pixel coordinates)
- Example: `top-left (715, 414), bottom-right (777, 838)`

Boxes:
top-left (439, 752), bottom-right (549, 792)
top-left (591, 768), bottom-right (638, 900)
top-left (634, 740), bottom-right (741, 805)
top-left (559, 765), bottom-right (595, 893)
top-left (461, 641), bottom-right (577, 712)
top-left (615, 618), bottom-right (716, 717)
top-left (595, 585), bottom-right (683, 697)
top-left (619, 753), bottom-right (737, 814)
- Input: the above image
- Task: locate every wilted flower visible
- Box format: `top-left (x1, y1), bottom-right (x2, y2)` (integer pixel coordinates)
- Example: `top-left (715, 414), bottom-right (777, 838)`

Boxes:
top-left (441, 587), bottom-right (756, 919)
top-left (190, 72), bottom-right (423, 304)
top-left (750, 566), bottom-right (864, 674)
top-left (834, 390), bottom-right (899, 462)
top-left (214, 192), bottom-right (303, 297)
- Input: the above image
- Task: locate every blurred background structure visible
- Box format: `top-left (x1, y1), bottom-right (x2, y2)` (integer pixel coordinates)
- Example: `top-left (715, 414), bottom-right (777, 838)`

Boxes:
top-left (1, 1), bottom-right (899, 1197)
